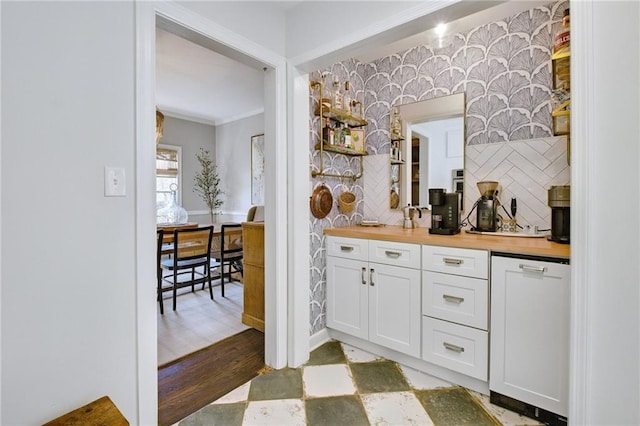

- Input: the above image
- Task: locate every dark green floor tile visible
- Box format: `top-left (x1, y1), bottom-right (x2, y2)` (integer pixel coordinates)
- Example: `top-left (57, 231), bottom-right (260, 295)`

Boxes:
top-left (178, 402), bottom-right (245, 426)
top-left (306, 395), bottom-right (370, 426)
top-left (349, 360), bottom-right (410, 393)
top-left (306, 341), bottom-right (347, 366)
top-left (415, 387), bottom-right (500, 426)
top-left (247, 367), bottom-right (303, 401)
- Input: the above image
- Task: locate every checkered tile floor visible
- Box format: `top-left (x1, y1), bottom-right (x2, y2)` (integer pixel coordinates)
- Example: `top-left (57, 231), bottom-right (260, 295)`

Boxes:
top-left (176, 341), bottom-right (541, 425)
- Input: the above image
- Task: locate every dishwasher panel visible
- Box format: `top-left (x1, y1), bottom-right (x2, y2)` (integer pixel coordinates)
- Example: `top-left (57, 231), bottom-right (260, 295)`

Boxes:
top-left (489, 253), bottom-right (570, 424)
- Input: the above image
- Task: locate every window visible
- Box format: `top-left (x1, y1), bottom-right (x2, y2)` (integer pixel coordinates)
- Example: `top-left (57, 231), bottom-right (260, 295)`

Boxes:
top-left (156, 144), bottom-right (182, 208)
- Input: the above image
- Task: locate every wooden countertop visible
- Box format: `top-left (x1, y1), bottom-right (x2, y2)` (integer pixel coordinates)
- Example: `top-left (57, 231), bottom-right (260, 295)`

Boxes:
top-left (324, 226), bottom-right (570, 259)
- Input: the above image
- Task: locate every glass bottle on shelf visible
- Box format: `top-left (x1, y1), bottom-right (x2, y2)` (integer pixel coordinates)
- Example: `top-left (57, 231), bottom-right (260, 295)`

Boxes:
top-left (322, 117), bottom-right (335, 145)
top-left (332, 76), bottom-right (343, 112)
top-left (554, 9), bottom-right (570, 54)
top-left (553, 8), bottom-right (570, 92)
top-left (342, 125), bottom-right (352, 149)
top-left (343, 81), bottom-right (352, 115)
top-left (390, 107), bottom-right (402, 138)
top-left (335, 123), bottom-right (345, 146)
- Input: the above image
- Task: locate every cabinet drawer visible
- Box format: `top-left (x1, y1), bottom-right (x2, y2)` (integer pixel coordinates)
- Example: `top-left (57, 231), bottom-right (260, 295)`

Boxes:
top-left (422, 245), bottom-right (488, 279)
top-left (369, 240), bottom-right (421, 269)
top-left (326, 236), bottom-right (368, 261)
top-left (422, 317), bottom-right (488, 381)
top-left (422, 271), bottom-right (488, 330)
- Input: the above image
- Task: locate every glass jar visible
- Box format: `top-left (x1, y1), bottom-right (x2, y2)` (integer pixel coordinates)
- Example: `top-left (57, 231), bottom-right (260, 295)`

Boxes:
top-left (157, 183), bottom-right (188, 225)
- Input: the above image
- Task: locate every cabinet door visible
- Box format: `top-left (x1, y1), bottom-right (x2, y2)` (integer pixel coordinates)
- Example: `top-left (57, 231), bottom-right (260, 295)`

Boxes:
top-left (490, 256), bottom-right (570, 417)
top-left (326, 256), bottom-right (368, 339)
top-left (368, 263), bottom-right (421, 357)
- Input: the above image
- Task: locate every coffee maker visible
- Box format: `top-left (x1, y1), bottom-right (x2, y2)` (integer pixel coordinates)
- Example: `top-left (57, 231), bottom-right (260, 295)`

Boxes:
top-left (475, 181), bottom-right (500, 232)
top-left (548, 185), bottom-right (570, 243)
top-left (428, 188), bottom-right (461, 235)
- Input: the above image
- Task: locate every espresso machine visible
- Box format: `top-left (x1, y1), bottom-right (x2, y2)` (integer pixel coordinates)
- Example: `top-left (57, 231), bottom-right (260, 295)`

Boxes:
top-left (548, 185), bottom-right (570, 243)
top-left (475, 181), bottom-right (500, 232)
top-left (428, 188), bottom-right (461, 235)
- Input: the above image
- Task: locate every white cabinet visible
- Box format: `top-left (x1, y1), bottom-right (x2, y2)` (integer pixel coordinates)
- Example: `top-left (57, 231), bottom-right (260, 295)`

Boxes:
top-left (421, 245), bottom-right (489, 380)
top-left (490, 254), bottom-right (570, 419)
top-left (326, 237), bottom-right (421, 357)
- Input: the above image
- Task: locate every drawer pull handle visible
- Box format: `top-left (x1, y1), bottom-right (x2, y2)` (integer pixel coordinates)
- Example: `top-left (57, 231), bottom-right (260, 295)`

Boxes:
top-left (385, 250), bottom-right (401, 258)
top-left (443, 342), bottom-right (465, 353)
top-left (519, 264), bottom-right (547, 273)
top-left (443, 257), bottom-right (463, 265)
top-left (443, 294), bottom-right (464, 304)
top-left (370, 268), bottom-right (375, 286)
top-left (361, 267), bottom-right (367, 285)
top-left (340, 245), bottom-right (354, 252)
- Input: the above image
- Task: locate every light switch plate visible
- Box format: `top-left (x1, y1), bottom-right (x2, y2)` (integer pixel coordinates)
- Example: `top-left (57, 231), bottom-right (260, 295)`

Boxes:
top-left (105, 166), bottom-right (126, 197)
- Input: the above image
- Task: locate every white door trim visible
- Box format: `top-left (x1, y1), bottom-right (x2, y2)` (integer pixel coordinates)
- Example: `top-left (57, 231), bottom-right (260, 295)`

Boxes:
top-left (567, 2), bottom-right (591, 423)
top-left (135, 2), bottom-right (288, 424)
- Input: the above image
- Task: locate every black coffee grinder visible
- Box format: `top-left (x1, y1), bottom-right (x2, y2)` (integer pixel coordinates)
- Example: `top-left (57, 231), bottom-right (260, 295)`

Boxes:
top-left (475, 181), bottom-right (500, 232)
top-left (548, 185), bottom-right (570, 243)
top-left (428, 188), bottom-right (461, 235)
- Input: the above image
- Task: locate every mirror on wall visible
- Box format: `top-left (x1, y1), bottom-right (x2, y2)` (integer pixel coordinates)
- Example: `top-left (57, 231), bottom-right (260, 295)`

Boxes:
top-left (390, 93), bottom-right (466, 211)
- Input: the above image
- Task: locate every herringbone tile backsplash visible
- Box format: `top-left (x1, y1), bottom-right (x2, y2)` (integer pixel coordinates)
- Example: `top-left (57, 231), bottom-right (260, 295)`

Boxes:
top-left (364, 136), bottom-right (569, 231)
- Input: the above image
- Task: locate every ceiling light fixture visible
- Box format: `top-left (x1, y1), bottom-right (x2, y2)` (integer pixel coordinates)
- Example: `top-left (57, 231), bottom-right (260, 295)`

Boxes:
top-left (434, 23), bottom-right (448, 49)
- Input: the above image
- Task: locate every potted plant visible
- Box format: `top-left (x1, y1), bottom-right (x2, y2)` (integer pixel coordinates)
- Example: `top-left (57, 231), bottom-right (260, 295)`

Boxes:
top-left (193, 147), bottom-right (223, 224)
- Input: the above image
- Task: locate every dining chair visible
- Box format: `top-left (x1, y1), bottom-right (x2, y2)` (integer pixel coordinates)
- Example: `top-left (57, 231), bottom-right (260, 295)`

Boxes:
top-left (211, 223), bottom-right (243, 297)
top-left (160, 226), bottom-right (216, 311)
top-left (157, 229), bottom-right (165, 314)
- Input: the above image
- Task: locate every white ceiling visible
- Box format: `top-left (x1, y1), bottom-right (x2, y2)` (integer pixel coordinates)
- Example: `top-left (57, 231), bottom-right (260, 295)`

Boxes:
top-left (155, 1), bottom-right (547, 127)
top-left (156, 27), bottom-right (265, 126)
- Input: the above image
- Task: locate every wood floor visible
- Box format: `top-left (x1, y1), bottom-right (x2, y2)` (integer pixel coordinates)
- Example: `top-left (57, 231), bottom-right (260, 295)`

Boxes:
top-left (158, 328), bottom-right (265, 426)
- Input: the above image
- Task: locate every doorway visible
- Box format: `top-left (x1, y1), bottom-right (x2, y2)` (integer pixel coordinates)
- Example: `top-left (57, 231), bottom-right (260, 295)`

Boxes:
top-left (135, 2), bottom-right (290, 423)
top-left (154, 18), bottom-right (260, 366)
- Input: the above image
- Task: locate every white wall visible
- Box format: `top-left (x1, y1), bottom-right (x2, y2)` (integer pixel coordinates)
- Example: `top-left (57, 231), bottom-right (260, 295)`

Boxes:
top-left (215, 113), bottom-right (264, 223)
top-left (160, 115), bottom-right (216, 217)
top-left (177, 1), bottom-right (286, 57)
top-left (1, 2), bottom-right (139, 424)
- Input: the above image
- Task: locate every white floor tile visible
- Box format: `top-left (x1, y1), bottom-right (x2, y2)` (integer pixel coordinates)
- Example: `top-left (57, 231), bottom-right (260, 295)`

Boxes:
top-left (242, 399), bottom-right (305, 426)
top-left (211, 381), bottom-right (251, 405)
top-left (303, 364), bottom-right (356, 398)
top-left (340, 342), bottom-right (382, 363)
top-left (361, 391), bottom-right (434, 426)
top-left (399, 365), bottom-right (452, 390)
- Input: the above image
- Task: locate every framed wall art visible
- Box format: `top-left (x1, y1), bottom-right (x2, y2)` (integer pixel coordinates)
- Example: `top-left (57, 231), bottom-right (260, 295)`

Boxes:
top-left (251, 133), bottom-right (265, 205)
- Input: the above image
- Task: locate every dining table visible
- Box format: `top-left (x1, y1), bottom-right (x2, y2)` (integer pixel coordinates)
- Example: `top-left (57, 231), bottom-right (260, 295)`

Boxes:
top-left (157, 222), bottom-right (242, 255)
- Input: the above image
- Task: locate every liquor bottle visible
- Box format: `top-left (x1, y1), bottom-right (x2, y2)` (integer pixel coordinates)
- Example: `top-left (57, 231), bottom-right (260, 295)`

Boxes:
top-left (553, 8), bottom-right (571, 91)
top-left (554, 9), bottom-right (570, 54)
top-left (390, 107), bottom-right (402, 137)
top-left (322, 117), bottom-right (334, 145)
top-left (342, 126), bottom-right (352, 149)
top-left (332, 76), bottom-right (343, 112)
top-left (335, 123), bottom-right (344, 146)
top-left (343, 81), bottom-right (352, 115)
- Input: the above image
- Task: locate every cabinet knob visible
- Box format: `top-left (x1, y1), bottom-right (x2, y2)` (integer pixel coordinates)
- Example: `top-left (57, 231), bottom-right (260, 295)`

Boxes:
top-left (384, 250), bottom-right (401, 258)
top-left (369, 268), bottom-right (375, 286)
top-left (443, 257), bottom-right (463, 265)
top-left (361, 267), bottom-right (367, 285)
top-left (340, 245), bottom-right (354, 252)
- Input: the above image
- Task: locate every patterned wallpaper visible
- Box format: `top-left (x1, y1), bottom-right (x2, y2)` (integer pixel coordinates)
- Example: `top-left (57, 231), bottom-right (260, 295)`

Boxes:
top-left (309, 1), bottom-right (568, 335)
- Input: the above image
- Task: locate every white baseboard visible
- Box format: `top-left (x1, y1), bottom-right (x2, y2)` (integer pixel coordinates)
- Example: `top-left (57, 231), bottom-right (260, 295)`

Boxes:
top-left (309, 328), bottom-right (332, 352)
